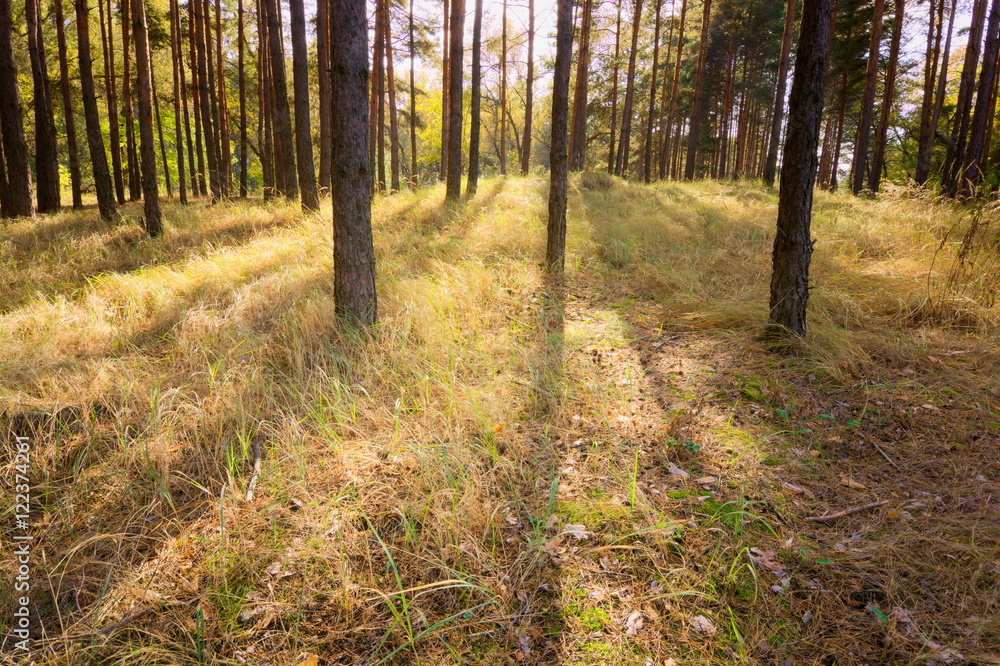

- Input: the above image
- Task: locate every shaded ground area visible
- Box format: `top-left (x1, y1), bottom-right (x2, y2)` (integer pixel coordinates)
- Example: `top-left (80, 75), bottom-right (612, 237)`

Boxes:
top-left (1, 177), bottom-right (998, 665)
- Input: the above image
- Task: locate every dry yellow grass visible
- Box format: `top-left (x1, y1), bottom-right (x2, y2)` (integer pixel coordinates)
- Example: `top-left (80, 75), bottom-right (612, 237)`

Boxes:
top-left (1, 177), bottom-right (998, 665)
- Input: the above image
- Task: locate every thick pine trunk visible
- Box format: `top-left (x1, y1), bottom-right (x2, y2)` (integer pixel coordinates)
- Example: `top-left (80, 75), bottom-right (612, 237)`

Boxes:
top-left (75, 0), bottom-right (116, 220)
top-left (54, 0), bottom-right (83, 209)
top-left (520, 0), bottom-right (535, 175)
top-left (263, 0), bottom-right (296, 198)
top-left (683, 0), bottom-right (712, 180)
top-left (445, 0), bottom-right (465, 200)
top-left (0, 0), bottom-right (32, 217)
top-left (568, 0), bottom-right (592, 171)
top-left (132, 0), bottom-right (162, 235)
top-left (547, 0), bottom-right (573, 274)
top-left (869, 0), bottom-right (905, 193)
top-left (467, 0), bottom-right (483, 195)
top-left (769, 0), bottom-right (833, 337)
top-left (289, 0), bottom-right (319, 210)
top-left (317, 0), bottom-right (331, 193)
top-left (26, 0), bottom-right (60, 212)
top-left (331, 0), bottom-right (377, 326)
top-left (943, 0), bottom-right (987, 194)
top-left (763, 0), bottom-right (796, 188)
top-left (614, 0), bottom-right (643, 177)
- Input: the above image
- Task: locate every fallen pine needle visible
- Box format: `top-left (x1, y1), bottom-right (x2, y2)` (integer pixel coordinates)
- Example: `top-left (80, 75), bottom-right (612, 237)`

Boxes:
top-left (805, 500), bottom-right (890, 523)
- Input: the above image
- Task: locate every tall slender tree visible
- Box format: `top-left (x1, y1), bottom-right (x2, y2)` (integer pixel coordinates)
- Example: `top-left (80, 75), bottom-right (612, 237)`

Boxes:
top-left (943, 0), bottom-right (987, 194)
top-left (660, 0), bottom-right (686, 178)
top-left (132, 0), bottom-right (161, 235)
top-left (238, 0), bottom-right (248, 197)
top-left (54, 0), bottom-right (83, 209)
top-left (193, 0), bottom-right (222, 199)
top-left (467, 0), bottom-right (483, 195)
top-left (289, 0), bottom-right (319, 210)
top-left (763, 0), bottom-right (796, 188)
top-left (170, 0), bottom-right (187, 204)
top-left (0, 0), bottom-right (31, 217)
top-left (520, 0), bottom-right (535, 174)
top-left (569, 0), bottom-right (593, 171)
top-left (548, 0), bottom-right (573, 274)
top-left (98, 0), bottom-right (125, 202)
top-left (26, 0), bottom-right (59, 212)
top-left (122, 0), bottom-right (141, 201)
top-left (869, 0), bottom-right (905, 193)
top-left (850, 0), bottom-right (885, 195)
top-left (641, 0), bottom-right (662, 183)
top-left (960, 0), bottom-right (1000, 198)
top-left (263, 0), bottom-right (296, 198)
top-left (683, 0), bottom-right (711, 180)
top-left (445, 0), bottom-right (465, 200)
top-left (499, 0), bottom-right (507, 175)
top-left (410, 0), bottom-right (419, 184)
top-left (331, 0), bottom-right (377, 326)
top-left (384, 1), bottom-right (400, 192)
top-left (215, 0), bottom-right (231, 194)
top-left (75, 0), bottom-right (116, 219)
top-left (614, 0), bottom-right (643, 176)
top-left (770, 0), bottom-right (832, 337)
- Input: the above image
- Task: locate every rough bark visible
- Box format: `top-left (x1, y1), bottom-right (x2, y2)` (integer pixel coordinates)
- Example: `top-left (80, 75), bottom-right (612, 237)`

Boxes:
top-left (569, 0), bottom-right (592, 171)
top-left (683, 0), bottom-right (711, 180)
top-left (869, 0), bottom-right (905, 193)
top-left (75, 0), bottom-right (116, 219)
top-left (763, 0), bottom-right (796, 188)
top-left (289, 0), bottom-right (319, 210)
top-left (944, 0), bottom-right (988, 194)
top-left (547, 0), bottom-right (573, 274)
top-left (467, 0), bottom-right (483, 195)
top-left (132, 0), bottom-right (162, 235)
top-left (26, 0), bottom-right (60, 212)
top-left (263, 0), bottom-right (296, 198)
top-left (914, 0), bottom-right (947, 185)
top-left (0, 0), bottom-right (31, 217)
top-left (960, 0), bottom-right (1000, 198)
top-left (849, 0), bottom-right (885, 195)
top-left (445, 0), bottom-right (465, 200)
top-left (769, 0), bottom-right (832, 337)
top-left (54, 0), bottom-right (83, 209)
top-left (331, 0), bottom-right (377, 327)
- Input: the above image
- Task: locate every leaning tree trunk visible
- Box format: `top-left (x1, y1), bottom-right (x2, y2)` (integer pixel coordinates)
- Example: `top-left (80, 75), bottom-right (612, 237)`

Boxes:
top-left (26, 0), bottom-right (60, 212)
top-left (547, 0), bottom-right (573, 274)
top-left (683, 0), bottom-right (712, 180)
top-left (762, 0), bottom-right (796, 188)
top-left (54, 0), bottom-right (83, 209)
top-left (289, 0), bottom-right (319, 210)
top-left (467, 0), bottom-right (483, 195)
top-left (520, 0), bottom-right (535, 175)
top-left (769, 0), bottom-right (833, 337)
top-left (331, 0), bottom-right (377, 326)
top-left (132, 0), bottom-right (162, 236)
top-left (445, 0), bottom-right (465, 201)
top-left (75, 0), bottom-right (116, 220)
top-left (869, 0), bottom-right (905, 193)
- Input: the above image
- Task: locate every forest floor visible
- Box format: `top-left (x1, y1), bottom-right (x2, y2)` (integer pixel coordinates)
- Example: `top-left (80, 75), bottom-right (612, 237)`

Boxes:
top-left (1, 175), bottom-right (999, 665)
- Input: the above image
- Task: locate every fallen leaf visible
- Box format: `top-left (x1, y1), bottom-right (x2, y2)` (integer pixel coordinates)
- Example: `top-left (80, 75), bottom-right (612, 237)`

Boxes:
top-left (840, 474), bottom-right (866, 489)
top-left (564, 524), bottom-right (591, 540)
top-left (781, 481), bottom-right (816, 499)
top-left (296, 656), bottom-right (319, 666)
top-left (695, 476), bottom-right (717, 486)
top-left (801, 610), bottom-right (813, 624)
top-left (667, 461), bottom-right (689, 480)
top-left (625, 610), bottom-right (645, 636)
top-left (690, 614), bottom-right (717, 636)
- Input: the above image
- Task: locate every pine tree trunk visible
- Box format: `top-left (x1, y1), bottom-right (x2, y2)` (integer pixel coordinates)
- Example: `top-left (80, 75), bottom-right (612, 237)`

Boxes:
top-left (132, 0), bottom-right (162, 235)
top-left (238, 0), bottom-right (248, 196)
top-left (258, 0), bottom-right (274, 199)
top-left (683, 0), bottom-right (711, 180)
top-left (216, 0), bottom-right (231, 195)
top-left (547, 0), bottom-right (573, 274)
top-left (440, 0), bottom-right (449, 181)
top-left (263, 0), bottom-right (296, 198)
top-left (54, 0), bottom-right (83, 209)
top-left (384, 4), bottom-right (400, 192)
top-left (410, 0), bottom-right (418, 184)
top-left (75, 0), bottom-right (116, 220)
top-left (614, 0), bottom-right (643, 177)
top-left (660, 0), bottom-right (686, 178)
top-left (289, 0), bottom-right (319, 210)
top-left (152, 65), bottom-right (172, 198)
top-left (122, 0), bottom-right (141, 201)
top-left (0, 0), bottom-right (32, 217)
top-left (520, 0), bottom-right (535, 175)
top-left (180, 6), bottom-right (199, 196)
top-left (928, 0), bottom-right (956, 173)
top-left (203, 0), bottom-right (223, 194)
top-left (869, 0), bottom-right (905, 193)
top-left (467, 0), bottom-right (483, 195)
top-left (170, 0), bottom-right (187, 203)
top-left (763, 0), bottom-right (796, 188)
top-left (193, 0), bottom-right (222, 199)
top-left (445, 0), bottom-right (465, 200)
top-left (944, 0), bottom-right (987, 195)
top-left (607, 0), bottom-right (621, 174)
top-left (914, 0), bottom-right (945, 185)
top-left (331, 0), bottom-right (377, 326)
top-left (769, 0), bottom-right (833, 337)
top-left (717, 32), bottom-right (735, 178)
top-left (317, 0), bottom-right (331, 193)
top-left (959, 0), bottom-right (1000, 197)
top-left (98, 0), bottom-right (126, 203)
top-left (376, 7), bottom-right (386, 191)
top-left (26, 0), bottom-right (60, 212)
top-left (850, 0), bottom-right (885, 195)
top-left (569, 0), bottom-right (592, 171)
top-left (189, 7), bottom-right (207, 196)
top-left (499, 0), bottom-right (507, 175)
top-left (642, 0), bottom-right (662, 183)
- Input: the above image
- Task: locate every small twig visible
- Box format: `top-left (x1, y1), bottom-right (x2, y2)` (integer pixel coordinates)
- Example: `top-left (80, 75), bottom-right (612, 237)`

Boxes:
top-left (867, 438), bottom-right (902, 472)
top-left (805, 500), bottom-right (889, 523)
top-left (245, 438), bottom-right (263, 502)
